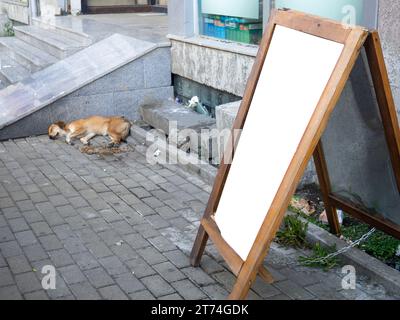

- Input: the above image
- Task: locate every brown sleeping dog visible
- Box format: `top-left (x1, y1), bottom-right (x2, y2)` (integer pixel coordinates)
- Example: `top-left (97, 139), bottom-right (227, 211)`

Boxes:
top-left (48, 116), bottom-right (131, 146)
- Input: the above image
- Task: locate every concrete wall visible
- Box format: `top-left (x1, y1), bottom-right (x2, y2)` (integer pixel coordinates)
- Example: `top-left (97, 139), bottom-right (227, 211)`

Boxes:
top-left (0, 47), bottom-right (173, 140)
top-left (0, 1), bottom-right (30, 24)
top-left (170, 38), bottom-right (256, 97)
top-left (378, 0), bottom-right (400, 113)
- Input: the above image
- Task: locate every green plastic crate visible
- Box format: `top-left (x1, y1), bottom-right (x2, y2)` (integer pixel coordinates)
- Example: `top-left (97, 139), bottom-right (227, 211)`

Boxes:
top-left (226, 23), bottom-right (262, 44)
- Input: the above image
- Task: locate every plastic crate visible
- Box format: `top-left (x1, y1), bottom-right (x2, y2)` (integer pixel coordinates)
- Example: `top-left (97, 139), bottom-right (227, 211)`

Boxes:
top-left (202, 15), bottom-right (226, 40)
top-left (226, 23), bottom-right (262, 44)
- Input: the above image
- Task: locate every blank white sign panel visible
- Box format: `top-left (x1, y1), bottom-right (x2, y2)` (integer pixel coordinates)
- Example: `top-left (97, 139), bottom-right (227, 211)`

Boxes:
top-left (214, 25), bottom-right (344, 260)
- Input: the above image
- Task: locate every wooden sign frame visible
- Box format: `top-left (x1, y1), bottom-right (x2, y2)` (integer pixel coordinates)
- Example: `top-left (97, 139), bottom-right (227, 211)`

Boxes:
top-left (191, 9), bottom-right (400, 300)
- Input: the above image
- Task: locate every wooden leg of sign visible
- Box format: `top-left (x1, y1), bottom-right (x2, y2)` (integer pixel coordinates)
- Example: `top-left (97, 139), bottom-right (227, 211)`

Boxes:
top-left (313, 142), bottom-right (341, 235)
top-left (364, 32), bottom-right (400, 194)
top-left (190, 226), bottom-right (209, 267)
top-left (258, 266), bottom-right (274, 284)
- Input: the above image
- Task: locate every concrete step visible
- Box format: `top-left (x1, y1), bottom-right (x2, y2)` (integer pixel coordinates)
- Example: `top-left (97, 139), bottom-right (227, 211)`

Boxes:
top-left (0, 55), bottom-right (31, 86)
top-left (32, 17), bottom-right (92, 46)
top-left (0, 37), bottom-right (58, 72)
top-left (140, 102), bottom-right (218, 162)
top-left (14, 25), bottom-right (88, 59)
top-left (140, 102), bottom-right (216, 134)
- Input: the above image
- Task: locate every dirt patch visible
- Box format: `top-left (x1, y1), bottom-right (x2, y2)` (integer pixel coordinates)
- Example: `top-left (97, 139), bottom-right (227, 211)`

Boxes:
top-left (79, 144), bottom-right (134, 156)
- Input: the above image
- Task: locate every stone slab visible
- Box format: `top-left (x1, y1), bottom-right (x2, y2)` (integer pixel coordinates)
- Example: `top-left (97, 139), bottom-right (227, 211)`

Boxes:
top-left (140, 102), bottom-right (216, 135)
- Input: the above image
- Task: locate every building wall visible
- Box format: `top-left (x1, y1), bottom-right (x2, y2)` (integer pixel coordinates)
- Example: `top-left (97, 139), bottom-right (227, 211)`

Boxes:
top-left (0, 0), bottom-right (30, 24)
top-left (378, 0), bottom-right (400, 113)
top-left (169, 0), bottom-right (399, 111)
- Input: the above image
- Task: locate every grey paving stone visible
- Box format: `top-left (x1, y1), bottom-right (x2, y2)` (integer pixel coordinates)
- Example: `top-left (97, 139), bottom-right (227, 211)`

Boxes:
top-left (123, 233), bottom-right (150, 250)
top-left (148, 235), bottom-right (177, 253)
top-left (23, 244), bottom-right (49, 262)
top-left (30, 221), bottom-right (52, 237)
top-left (305, 283), bottom-right (347, 300)
top-left (274, 280), bottom-right (315, 300)
top-left (53, 224), bottom-right (74, 240)
top-left (0, 226), bottom-right (15, 243)
top-left (49, 249), bottom-right (74, 268)
top-left (141, 275), bottom-right (175, 297)
top-left (156, 205), bottom-right (181, 219)
top-left (39, 234), bottom-right (63, 251)
top-left (56, 205), bottom-right (77, 218)
top-left (181, 267), bottom-right (215, 287)
top-left (8, 217), bottom-right (30, 232)
top-left (24, 290), bottom-right (49, 300)
top-left (71, 251), bottom-right (100, 271)
top-left (278, 267), bottom-right (321, 287)
top-left (49, 194), bottom-right (69, 207)
top-left (200, 255), bottom-right (225, 274)
top-left (129, 290), bottom-right (155, 300)
top-left (65, 215), bottom-right (89, 230)
top-left (47, 276), bottom-right (73, 299)
top-left (159, 293), bottom-right (183, 300)
top-left (153, 262), bottom-right (186, 283)
top-left (137, 247), bottom-right (167, 265)
top-left (0, 240), bottom-right (24, 258)
top-left (7, 255), bottom-right (32, 274)
top-left (98, 256), bottom-right (128, 276)
top-left (164, 250), bottom-right (191, 269)
top-left (0, 254), bottom-right (6, 268)
top-left (15, 230), bottom-right (38, 246)
top-left (267, 293), bottom-right (293, 300)
top-left (0, 267), bottom-right (14, 287)
top-left (63, 236), bottom-right (87, 254)
top-left (201, 284), bottom-right (230, 300)
top-left (86, 241), bottom-right (113, 259)
top-left (130, 187), bottom-right (151, 199)
top-left (0, 216), bottom-right (6, 228)
top-left (59, 265), bottom-right (87, 285)
top-left (142, 197), bottom-right (164, 209)
top-left (77, 207), bottom-right (98, 220)
top-left (212, 271), bottom-right (236, 290)
top-left (115, 273), bottom-right (145, 294)
top-left (70, 282), bottom-right (101, 300)
top-left (98, 229), bottom-right (122, 246)
top-left (146, 214), bottom-right (170, 229)
top-left (170, 279), bottom-right (206, 300)
top-left (110, 220), bottom-right (135, 235)
top-left (2, 207), bottom-right (22, 219)
top-left (15, 271), bottom-right (42, 294)
top-left (41, 212), bottom-right (65, 227)
top-left (133, 223), bottom-right (160, 238)
top-left (252, 277), bottom-right (282, 299)
top-left (110, 243), bottom-right (138, 262)
top-left (16, 200), bottom-right (35, 212)
top-left (84, 267), bottom-right (115, 289)
top-left (0, 285), bottom-right (23, 300)
top-left (99, 285), bottom-right (129, 300)
top-left (88, 218), bottom-right (110, 232)
top-left (125, 257), bottom-right (156, 279)
top-left (29, 192), bottom-right (48, 203)
top-left (68, 196), bottom-right (89, 209)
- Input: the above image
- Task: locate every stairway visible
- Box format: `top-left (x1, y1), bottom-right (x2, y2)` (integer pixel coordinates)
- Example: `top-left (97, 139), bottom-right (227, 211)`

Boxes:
top-left (0, 22), bottom-right (91, 88)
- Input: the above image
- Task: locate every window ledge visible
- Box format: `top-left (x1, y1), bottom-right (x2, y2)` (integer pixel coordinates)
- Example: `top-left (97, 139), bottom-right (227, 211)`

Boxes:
top-left (167, 34), bottom-right (259, 57)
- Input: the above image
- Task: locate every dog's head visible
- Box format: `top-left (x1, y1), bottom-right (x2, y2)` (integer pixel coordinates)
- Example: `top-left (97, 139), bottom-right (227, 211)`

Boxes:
top-left (48, 121), bottom-right (66, 140)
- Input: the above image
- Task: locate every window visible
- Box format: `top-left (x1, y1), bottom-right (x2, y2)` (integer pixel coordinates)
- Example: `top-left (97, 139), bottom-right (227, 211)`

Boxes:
top-left (272, 0), bottom-right (378, 29)
top-left (198, 0), bottom-right (265, 45)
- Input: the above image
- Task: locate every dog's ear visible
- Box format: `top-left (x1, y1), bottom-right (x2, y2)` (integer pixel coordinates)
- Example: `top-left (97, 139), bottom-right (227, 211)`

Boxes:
top-left (55, 121), bottom-right (66, 129)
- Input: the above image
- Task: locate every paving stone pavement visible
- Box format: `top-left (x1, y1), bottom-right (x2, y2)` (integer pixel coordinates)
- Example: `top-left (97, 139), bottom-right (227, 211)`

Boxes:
top-left (0, 135), bottom-right (399, 300)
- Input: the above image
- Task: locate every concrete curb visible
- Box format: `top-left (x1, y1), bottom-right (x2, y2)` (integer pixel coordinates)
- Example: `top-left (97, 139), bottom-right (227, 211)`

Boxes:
top-left (298, 215), bottom-right (400, 296)
top-left (129, 124), bottom-right (400, 296)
